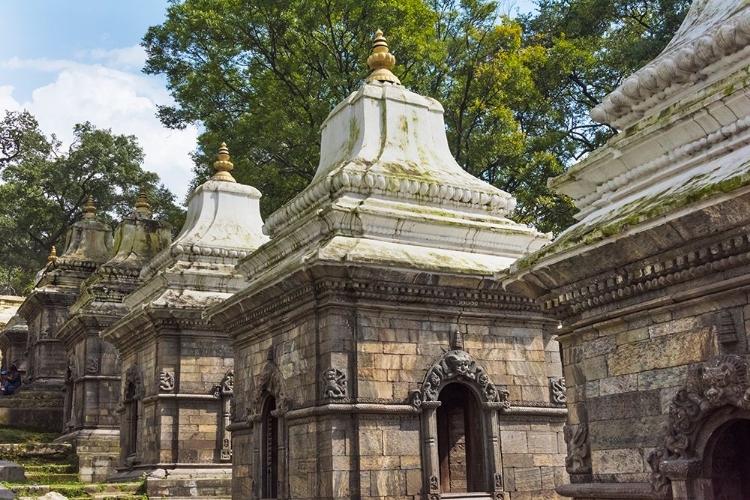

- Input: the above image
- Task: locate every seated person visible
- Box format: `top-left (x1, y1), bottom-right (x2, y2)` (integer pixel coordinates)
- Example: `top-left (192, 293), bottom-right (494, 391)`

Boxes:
top-left (1, 365), bottom-right (21, 395)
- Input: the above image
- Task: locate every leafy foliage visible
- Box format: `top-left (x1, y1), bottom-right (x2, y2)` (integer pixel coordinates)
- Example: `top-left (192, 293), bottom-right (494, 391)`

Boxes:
top-left (0, 112), bottom-right (183, 294)
top-left (143, 0), bottom-right (689, 234)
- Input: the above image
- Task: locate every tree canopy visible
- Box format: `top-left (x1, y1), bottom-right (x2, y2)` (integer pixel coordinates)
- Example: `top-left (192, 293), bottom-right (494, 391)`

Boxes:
top-left (143, 0), bottom-right (689, 233)
top-left (0, 111), bottom-right (183, 294)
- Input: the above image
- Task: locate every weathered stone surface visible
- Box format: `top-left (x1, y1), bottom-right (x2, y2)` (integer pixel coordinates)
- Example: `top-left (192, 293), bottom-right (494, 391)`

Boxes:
top-left (0, 461), bottom-right (24, 482)
top-left (591, 448), bottom-right (644, 474)
top-left (607, 329), bottom-right (713, 376)
top-left (586, 391), bottom-right (661, 422)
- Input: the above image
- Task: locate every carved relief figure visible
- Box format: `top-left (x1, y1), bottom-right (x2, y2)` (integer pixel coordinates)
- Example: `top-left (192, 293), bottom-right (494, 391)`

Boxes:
top-left (322, 367), bottom-right (347, 399)
top-left (550, 377), bottom-right (567, 404)
top-left (159, 371), bottom-right (175, 392)
top-left (564, 423), bottom-right (591, 474)
top-left (85, 358), bottom-right (99, 374)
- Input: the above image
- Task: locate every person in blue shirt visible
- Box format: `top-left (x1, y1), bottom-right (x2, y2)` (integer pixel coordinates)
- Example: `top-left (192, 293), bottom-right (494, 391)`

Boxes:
top-left (1, 365), bottom-right (21, 395)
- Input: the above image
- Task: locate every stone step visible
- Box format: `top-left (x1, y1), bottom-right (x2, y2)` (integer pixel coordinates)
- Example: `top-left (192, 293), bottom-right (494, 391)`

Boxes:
top-left (24, 464), bottom-right (77, 474)
top-left (83, 483), bottom-right (143, 495)
top-left (0, 443), bottom-right (75, 463)
top-left (8, 483), bottom-right (87, 497)
top-left (24, 472), bottom-right (80, 484)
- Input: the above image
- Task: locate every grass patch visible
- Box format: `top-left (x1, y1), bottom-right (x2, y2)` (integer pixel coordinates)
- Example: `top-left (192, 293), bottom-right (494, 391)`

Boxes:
top-left (0, 427), bottom-right (59, 444)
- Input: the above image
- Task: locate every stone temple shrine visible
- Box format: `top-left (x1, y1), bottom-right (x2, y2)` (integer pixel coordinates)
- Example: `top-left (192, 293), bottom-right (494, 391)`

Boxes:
top-left (6, 0), bottom-right (750, 498)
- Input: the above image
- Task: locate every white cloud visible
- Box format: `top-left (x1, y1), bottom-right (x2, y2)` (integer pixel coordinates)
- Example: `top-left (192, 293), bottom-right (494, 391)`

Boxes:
top-left (0, 47), bottom-right (197, 203)
top-left (88, 46), bottom-right (148, 71)
top-left (0, 86), bottom-right (23, 113)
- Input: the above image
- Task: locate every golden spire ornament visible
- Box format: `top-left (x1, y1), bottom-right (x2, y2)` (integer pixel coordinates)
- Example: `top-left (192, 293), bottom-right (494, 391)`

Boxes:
top-left (134, 186), bottom-right (152, 217)
top-left (366, 29), bottom-right (401, 85)
top-left (212, 142), bottom-right (236, 183)
top-left (83, 195), bottom-right (97, 220)
top-left (47, 246), bottom-right (57, 264)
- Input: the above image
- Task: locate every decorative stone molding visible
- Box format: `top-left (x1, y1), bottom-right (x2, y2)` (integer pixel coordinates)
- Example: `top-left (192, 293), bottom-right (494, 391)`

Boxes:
top-left (264, 169), bottom-right (517, 239)
top-left (537, 231), bottom-right (750, 319)
top-left (649, 354), bottom-right (750, 491)
top-left (158, 371), bottom-right (175, 392)
top-left (590, 7), bottom-right (750, 129)
top-left (251, 361), bottom-right (287, 417)
top-left (417, 349), bottom-right (509, 408)
top-left (321, 367), bottom-right (346, 399)
top-left (224, 279), bottom-right (539, 333)
top-left (578, 112), bottom-right (750, 216)
top-left (550, 377), bottom-right (567, 405)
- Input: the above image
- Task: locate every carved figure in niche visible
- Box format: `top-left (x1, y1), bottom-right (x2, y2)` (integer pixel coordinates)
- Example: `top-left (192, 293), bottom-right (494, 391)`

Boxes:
top-left (124, 366), bottom-right (144, 400)
top-left (159, 371), bottom-right (175, 392)
top-left (429, 475), bottom-right (439, 493)
top-left (322, 367), bottom-right (347, 399)
top-left (423, 370), bottom-right (442, 401)
top-left (409, 390), bottom-right (422, 409)
top-left (564, 423), bottom-right (591, 474)
top-left (67, 354), bottom-right (79, 380)
top-left (648, 354), bottom-right (750, 492)
top-left (213, 370), bottom-right (234, 398)
top-left (550, 377), bottom-right (567, 404)
top-left (222, 370), bottom-right (234, 393)
top-left (85, 358), bottom-right (99, 374)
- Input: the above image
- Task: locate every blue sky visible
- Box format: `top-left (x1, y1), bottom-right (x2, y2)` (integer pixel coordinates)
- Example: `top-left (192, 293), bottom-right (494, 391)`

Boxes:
top-left (1, 0), bottom-right (537, 203)
top-left (1, 1), bottom-right (170, 101)
top-left (1, 0), bottom-right (197, 201)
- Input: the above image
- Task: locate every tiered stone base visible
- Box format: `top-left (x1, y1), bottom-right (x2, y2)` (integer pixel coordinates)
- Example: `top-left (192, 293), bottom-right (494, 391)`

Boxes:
top-left (56, 429), bottom-right (120, 482)
top-left (110, 467), bottom-right (231, 499)
top-left (0, 384), bottom-right (64, 432)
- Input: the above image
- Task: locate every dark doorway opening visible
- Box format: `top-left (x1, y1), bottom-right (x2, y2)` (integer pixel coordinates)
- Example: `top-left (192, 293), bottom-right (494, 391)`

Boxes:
top-left (437, 383), bottom-right (486, 493)
top-left (711, 418), bottom-right (750, 500)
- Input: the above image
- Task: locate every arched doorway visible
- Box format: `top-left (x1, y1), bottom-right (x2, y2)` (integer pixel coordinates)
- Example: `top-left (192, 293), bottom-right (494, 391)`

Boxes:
top-left (436, 383), bottom-right (486, 493)
top-left (708, 418), bottom-right (750, 499)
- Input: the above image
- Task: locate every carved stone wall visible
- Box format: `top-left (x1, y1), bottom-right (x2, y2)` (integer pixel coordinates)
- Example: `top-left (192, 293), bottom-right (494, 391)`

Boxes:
top-left (214, 267), bottom-right (565, 500)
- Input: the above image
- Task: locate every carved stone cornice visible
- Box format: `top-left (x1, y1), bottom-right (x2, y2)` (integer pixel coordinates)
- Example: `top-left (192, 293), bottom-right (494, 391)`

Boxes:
top-left (101, 304), bottom-right (221, 354)
top-left (532, 227), bottom-right (750, 320)
top-left (17, 289), bottom-right (76, 322)
top-left (217, 270), bottom-right (542, 338)
top-left (56, 313), bottom-right (119, 348)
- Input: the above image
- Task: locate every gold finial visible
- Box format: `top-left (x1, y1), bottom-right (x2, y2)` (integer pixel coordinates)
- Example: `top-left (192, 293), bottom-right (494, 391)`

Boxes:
top-left (366, 29), bottom-right (401, 85)
top-left (134, 186), bottom-right (152, 217)
top-left (83, 195), bottom-right (96, 219)
top-left (212, 142), bottom-right (236, 183)
top-left (47, 246), bottom-right (57, 263)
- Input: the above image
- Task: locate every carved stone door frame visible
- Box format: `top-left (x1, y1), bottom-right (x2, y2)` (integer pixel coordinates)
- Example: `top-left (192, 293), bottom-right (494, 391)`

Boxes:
top-left (414, 349), bottom-right (508, 499)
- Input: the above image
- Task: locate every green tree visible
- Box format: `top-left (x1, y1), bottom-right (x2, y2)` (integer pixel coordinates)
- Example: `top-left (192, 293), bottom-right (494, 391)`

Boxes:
top-left (143, 0), bottom-right (688, 234)
top-left (0, 112), bottom-right (183, 294)
top-left (519, 0), bottom-right (691, 154)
